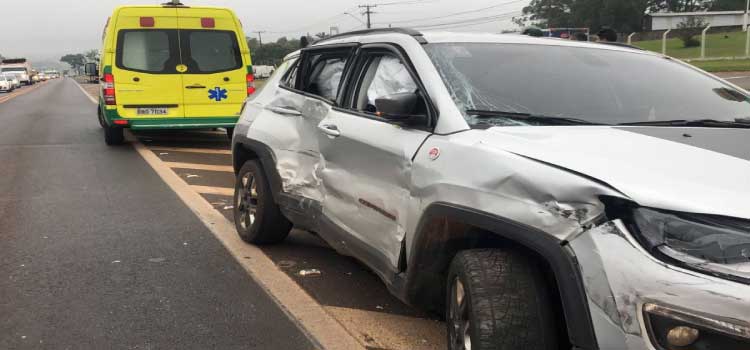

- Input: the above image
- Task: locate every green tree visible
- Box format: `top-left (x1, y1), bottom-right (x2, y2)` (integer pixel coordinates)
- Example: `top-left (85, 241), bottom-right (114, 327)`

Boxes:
top-left (247, 36), bottom-right (303, 66)
top-left (60, 54), bottom-right (86, 73)
top-left (84, 49), bottom-right (99, 63)
top-left (676, 16), bottom-right (707, 47)
top-left (521, 0), bottom-right (714, 34)
top-left (711, 0), bottom-right (747, 10)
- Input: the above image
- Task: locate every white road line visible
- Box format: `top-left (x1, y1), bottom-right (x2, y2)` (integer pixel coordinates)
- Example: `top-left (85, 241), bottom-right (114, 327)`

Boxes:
top-left (164, 161), bottom-right (234, 173)
top-left (190, 185), bottom-right (234, 196)
top-left (723, 76), bottom-right (750, 80)
top-left (79, 83), bottom-right (366, 350)
top-left (72, 78), bottom-right (98, 104)
top-left (150, 146), bottom-right (232, 155)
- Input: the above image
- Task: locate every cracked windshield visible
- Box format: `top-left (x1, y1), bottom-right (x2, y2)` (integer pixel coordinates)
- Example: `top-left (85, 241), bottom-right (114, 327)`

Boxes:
top-left (2, 0), bottom-right (749, 350)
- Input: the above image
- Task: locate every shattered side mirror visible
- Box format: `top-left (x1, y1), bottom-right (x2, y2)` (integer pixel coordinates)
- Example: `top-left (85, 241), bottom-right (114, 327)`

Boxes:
top-left (374, 92), bottom-right (427, 126)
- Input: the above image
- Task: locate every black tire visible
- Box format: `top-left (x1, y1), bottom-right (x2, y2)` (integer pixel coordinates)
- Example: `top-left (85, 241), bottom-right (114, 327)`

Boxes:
top-left (233, 160), bottom-right (292, 244)
top-left (104, 124), bottom-right (125, 145)
top-left (225, 127), bottom-right (234, 140)
top-left (97, 107), bottom-right (106, 128)
top-left (446, 249), bottom-right (558, 350)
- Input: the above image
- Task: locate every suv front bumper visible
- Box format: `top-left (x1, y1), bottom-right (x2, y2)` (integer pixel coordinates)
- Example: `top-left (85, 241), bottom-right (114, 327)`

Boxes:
top-left (569, 220), bottom-right (750, 350)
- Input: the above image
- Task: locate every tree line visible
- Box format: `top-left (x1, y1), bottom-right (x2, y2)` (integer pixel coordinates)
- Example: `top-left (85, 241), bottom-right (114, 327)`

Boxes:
top-left (518, 0), bottom-right (747, 34)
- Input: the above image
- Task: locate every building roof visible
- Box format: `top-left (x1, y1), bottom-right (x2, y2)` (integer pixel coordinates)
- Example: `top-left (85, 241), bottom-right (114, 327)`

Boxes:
top-left (647, 10), bottom-right (745, 17)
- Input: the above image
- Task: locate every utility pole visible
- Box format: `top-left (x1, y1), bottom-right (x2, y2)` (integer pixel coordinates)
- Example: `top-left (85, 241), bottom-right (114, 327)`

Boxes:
top-left (745, 0), bottom-right (749, 32)
top-left (256, 31), bottom-right (266, 46)
top-left (359, 4), bottom-right (377, 29)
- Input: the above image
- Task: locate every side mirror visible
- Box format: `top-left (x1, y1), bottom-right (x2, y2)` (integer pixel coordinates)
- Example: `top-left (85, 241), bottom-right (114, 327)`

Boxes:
top-left (374, 92), bottom-right (427, 126)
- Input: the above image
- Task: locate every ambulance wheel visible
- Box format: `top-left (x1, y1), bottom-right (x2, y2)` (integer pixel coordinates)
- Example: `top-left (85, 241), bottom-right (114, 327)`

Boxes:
top-left (104, 125), bottom-right (125, 146)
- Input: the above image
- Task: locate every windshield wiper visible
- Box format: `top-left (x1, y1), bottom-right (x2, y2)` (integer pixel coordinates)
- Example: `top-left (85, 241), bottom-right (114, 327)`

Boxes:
top-left (618, 119), bottom-right (750, 129)
top-left (466, 109), bottom-right (606, 126)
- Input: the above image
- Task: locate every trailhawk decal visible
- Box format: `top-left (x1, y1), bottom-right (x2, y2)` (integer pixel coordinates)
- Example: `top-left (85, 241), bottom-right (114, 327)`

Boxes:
top-left (209, 87), bottom-right (228, 102)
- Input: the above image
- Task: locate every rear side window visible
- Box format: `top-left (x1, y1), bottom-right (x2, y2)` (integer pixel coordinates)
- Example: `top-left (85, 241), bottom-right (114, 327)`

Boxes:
top-left (300, 51), bottom-right (351, 101)
top-left (117, 30), bottom-right (178, 73)
top-left (184, 30), bottom-right (242, 73)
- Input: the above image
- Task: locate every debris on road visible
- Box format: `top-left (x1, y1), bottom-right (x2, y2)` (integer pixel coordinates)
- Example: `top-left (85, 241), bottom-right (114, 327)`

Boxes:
top-left (148, 257), bottom-right (166, 263)
top-left (277, 260), bottom-right (296, 269)
top-left (298, 269), bottom-right (321, 277)
top-left (186, 174), bottom-right (200, 178)
top-left (111, 260), bottom-right (121, 264)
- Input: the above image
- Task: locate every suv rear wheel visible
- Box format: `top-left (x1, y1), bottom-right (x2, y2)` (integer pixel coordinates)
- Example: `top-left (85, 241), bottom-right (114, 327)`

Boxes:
top-left (447, 249), bottom-right (558, 350)
top-left (234, 160), bottom-right (292, 244)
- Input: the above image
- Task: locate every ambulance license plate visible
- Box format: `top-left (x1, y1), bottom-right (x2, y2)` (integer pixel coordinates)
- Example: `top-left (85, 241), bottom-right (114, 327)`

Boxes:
top-left (137, 107), bottom-right (168, 115)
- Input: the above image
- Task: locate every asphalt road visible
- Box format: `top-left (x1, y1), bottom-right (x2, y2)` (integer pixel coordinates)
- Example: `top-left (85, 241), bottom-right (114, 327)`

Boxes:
top-left (715, 71), bottom-right (750, 90)
top-left (0, 79), bottom-right (314, 349)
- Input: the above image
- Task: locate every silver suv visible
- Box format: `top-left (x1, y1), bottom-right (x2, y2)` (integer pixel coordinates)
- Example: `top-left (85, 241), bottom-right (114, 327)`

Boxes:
top-left (231, 29), bottom-right (750, 350)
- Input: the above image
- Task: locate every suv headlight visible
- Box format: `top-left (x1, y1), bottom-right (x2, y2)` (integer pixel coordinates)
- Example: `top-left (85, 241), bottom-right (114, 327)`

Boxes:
top-left (625, 207), bottom-right (750, 283)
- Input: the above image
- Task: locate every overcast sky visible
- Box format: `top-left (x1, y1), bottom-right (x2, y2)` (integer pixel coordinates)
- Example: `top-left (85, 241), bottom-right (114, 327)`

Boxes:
top-left (1, 0), bottom-right (528, 61)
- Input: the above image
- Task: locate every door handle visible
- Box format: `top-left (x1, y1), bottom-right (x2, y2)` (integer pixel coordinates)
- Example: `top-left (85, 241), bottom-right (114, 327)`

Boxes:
top-left (267, 106), bottom-right (302, 117)
top-left (185, 84), bottom-right (206, 89)
top-left (318, 124), bottom-right (341, 138)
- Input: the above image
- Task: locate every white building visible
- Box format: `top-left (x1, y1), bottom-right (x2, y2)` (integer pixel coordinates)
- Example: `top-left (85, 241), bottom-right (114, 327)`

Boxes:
top-left (644, 11), bottom-right (746, 31)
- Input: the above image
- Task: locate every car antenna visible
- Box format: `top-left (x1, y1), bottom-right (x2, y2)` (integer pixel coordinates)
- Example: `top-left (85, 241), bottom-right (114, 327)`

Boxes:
top-left (162, 0), bottom-right (184, 5)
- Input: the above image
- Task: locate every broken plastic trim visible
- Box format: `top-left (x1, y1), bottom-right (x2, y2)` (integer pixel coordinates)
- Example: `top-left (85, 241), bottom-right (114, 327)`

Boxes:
top-left (627, 207), bottom-right (750, 284)
top-left (644, 303), bottom-right (750, 347)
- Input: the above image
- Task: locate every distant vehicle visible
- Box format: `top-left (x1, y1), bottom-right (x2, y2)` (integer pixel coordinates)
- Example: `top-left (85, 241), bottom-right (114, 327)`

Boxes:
top-left (98, 2), bottom-right (254, 145)
top-left (1, 58), bottom-right (33, 85)
top-left (0, 75), bottom-right (13, 92)
top-left (2, 74), bottom-right (20, 90)
top-left (44, 70), bottom-right (60, 79)
top-left (38, 73), bottom-right (48, 81)
top-left (253, 65), bottom-right (275, 79)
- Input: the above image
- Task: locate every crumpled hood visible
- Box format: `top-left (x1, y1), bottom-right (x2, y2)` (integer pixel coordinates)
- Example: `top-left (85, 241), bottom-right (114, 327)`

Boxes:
top-left (481, 126), bottom-right (750, 219)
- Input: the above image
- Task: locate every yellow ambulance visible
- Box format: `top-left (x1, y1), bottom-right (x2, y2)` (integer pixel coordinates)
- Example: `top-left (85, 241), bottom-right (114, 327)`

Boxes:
top-left (98, 2), bottom-right (254, 145)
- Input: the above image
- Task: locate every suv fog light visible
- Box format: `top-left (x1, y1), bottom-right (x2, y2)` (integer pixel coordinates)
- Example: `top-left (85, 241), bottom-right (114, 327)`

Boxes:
top-left (666, 326), bottom-right (699, 347)
top-left (644, 303), bottom-right (750, 350)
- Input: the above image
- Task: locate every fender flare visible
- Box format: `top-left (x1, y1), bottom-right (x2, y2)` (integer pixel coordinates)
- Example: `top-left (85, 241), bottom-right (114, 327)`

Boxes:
top-left (406, 202), bottom-right (599, 350)
top-left (232, 134), bottom-right (283, 202)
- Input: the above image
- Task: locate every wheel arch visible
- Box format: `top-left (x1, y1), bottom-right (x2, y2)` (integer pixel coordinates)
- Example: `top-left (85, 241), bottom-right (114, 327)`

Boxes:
top-left (404, 202), bottom-right (599, 350)
top-left (232, 136), bottom-right (283, 202)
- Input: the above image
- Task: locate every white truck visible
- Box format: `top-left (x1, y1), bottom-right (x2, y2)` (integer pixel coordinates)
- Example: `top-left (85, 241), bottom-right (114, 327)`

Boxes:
top-left (1, 58), bottom-right (34, 85)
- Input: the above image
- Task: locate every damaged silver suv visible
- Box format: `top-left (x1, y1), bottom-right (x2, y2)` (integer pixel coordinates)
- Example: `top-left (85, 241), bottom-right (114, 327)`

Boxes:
top-left (232, 28), bottom-right (750, 350)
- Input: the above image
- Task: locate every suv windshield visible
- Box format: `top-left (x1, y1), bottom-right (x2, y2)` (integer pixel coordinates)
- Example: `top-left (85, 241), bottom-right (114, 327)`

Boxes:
top-left (425, 43), bottom-right (750, 127)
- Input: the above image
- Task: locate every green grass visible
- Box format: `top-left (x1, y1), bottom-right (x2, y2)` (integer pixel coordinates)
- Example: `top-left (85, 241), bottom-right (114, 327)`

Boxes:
top-left (688, 59), bottom-right (750, 72)
top-left (634, 30), bottom-right (749, 59)
top-left (633, 30), bottom-right (750, 72)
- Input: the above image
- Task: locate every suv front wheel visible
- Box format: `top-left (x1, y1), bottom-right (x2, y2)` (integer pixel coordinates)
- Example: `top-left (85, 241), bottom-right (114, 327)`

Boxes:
top-left (233, 160), bottom-right (292, 244)
top-left (447, 249), bottom-right (558, 350)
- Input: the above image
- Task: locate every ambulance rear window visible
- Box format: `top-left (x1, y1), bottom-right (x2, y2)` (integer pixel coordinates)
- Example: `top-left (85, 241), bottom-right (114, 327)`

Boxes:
top-left (185, 30), bottom-right (242, 73)
top-left (118, 30), bottom-right (178, 73)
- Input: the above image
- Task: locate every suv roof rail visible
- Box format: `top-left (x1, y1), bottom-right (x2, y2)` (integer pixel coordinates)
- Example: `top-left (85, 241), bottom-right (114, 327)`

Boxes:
top-left (313, 27), bottom-right (426, 45)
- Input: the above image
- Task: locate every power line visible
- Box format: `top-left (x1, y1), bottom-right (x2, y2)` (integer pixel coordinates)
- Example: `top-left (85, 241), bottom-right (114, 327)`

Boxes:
top-left (380, 0), bottom-right (525, 25)
top-left (412, 11), bottom-right (521, 30)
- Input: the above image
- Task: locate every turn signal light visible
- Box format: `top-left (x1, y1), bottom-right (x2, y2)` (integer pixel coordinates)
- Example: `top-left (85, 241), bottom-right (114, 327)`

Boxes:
top-left (247, 73), bottom-right (256, 96)
top-left (102, 73), bottom-right (116, 105)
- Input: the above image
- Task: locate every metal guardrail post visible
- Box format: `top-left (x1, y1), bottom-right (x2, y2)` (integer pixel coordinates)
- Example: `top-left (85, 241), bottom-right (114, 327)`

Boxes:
top-left (662, 29), bottom-right (671, 55)
top-left (627, 32), bottom-right (636, 45)
top-left (701, 25), bottom-right (711, 59)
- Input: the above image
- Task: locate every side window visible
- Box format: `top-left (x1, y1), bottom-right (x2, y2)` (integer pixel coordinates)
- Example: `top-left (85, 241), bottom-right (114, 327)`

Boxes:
top-left (300, 52), bottom-right (350, 101)
top-left (354, 54), bottom-right (420, 114)
top-left (280, 59), bottom-right (299, 88)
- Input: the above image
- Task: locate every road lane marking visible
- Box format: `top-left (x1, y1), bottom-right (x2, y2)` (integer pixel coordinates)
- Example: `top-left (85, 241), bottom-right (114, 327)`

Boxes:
top-left (150, 146), bottom-right (231, 155)
top-left (190, 185), bottom-right (234, 196)
top-left (0, 82), bottom-right (47, 105)
top-left (723, 76), bottom-right (750, 80)
top-left (130, 138), bottom-right (365, 350)
top-left (164, 161), bottom-right (234, 172)
top-left (73, 78), bottom-right (98, 104)
top-left (75, 79), bottom-right (368, 350)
